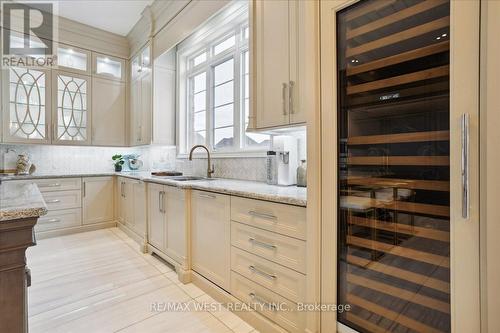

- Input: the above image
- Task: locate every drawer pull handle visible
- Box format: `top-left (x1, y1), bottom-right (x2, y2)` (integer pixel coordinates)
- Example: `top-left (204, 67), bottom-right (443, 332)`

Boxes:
top-left (40, 183), bottom-right (61, 187)
top-left (199, 193), bottom-right (216, 199)
top-left (47, 199), bottom-right (61, 203)
top-left (249, 292), bottom-right (277, 311)
top-left (249, 265), bottom-right (277, 280)
top-left (47, 218), bottom-right (61, 223)
top-left (248, 237), bottom-right (277, 250)
top-left (248, 210), bottom-right (277, 220)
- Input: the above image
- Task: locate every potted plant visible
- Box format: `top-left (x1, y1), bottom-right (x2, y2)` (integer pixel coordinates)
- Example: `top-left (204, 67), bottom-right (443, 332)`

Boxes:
top-left (112, 154), bottom-right (125, 172)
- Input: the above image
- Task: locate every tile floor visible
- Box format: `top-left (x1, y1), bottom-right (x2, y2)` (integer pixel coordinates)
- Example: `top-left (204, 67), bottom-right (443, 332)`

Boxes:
top-left (26, 228), bottom-right (256, 333)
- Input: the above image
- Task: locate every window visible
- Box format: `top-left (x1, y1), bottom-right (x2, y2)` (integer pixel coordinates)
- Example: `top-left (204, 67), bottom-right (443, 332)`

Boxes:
top-left (177, 2), bottom-right (269, 155)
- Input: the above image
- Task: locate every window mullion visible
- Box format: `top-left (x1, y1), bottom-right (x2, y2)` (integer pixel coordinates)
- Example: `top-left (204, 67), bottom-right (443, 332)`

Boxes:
top-left (207, 66), bottom-right (214, 150)
top-left (233, 29), bottom-right (242, 150)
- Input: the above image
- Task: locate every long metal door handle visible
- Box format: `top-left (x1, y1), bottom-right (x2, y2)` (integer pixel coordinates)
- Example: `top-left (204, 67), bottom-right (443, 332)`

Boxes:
top-left (289, 80), bottom-right (295, 114)
top-left (249, 265), bottom-right (277, 280)
top-left (47, 199), bottom-right (61, 203)
top-left (461, 113), bottom-right (470, 219)
top-left (282, 83), bottom-right (288, 116)
top-left (158, 191), bottom-right (163, 213)
top-left (248, 292), bottom-right (277, 311)
top-left (248, 210), bottom-right (278, 220)
top-left (198, 193), bottom-right (216, 199)
top-left (248, 237), bottom-right (277, 250)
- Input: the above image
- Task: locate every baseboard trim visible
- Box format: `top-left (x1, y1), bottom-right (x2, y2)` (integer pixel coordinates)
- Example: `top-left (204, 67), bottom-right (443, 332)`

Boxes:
top-left (191, 271), bottom-right (289, 333)
top-left (35, 221), bottom-right (117, 240)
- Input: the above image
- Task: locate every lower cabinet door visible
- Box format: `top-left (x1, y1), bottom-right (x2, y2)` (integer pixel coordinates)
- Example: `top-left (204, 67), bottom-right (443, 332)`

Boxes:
top-left (165, 186), bottom-right (186, 265)
top-left (191, 190), bottom-right (231, 291)
top-left (82, 177), bottom-right (114, 225)
top-left (132, 181), bottom-right (146, 237)
top-left (147, 183), bottom-right (166, 251)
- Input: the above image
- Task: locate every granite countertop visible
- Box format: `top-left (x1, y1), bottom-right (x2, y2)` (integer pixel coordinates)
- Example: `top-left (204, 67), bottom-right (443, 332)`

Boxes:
top-left (1, 171), bottom-right (307, 207)
top-left (144, 177), bottom-right (306, 206)
top-left (118, 172), bottom-right (307, 207)
top-left (0, 182), bottom-right (48, 222)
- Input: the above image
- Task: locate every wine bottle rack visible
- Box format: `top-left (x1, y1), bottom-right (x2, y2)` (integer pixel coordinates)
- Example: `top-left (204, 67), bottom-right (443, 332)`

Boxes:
top-left (337, 0), bottom-right (451, 332)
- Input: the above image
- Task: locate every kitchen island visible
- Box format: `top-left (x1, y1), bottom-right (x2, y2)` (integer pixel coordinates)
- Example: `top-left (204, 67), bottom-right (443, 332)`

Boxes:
top-left (0, 181), bottom-right (47, 333)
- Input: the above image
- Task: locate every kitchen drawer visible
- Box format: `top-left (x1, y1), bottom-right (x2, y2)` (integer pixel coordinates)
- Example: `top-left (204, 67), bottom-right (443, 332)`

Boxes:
top-left (31, 177), bottom-right (81, 192)
top-left (231, 197), bottom-right (306, 240)
top-left (231, 272), bottom-right (304, 333)
top-left (231, 246), bottom-right (306, 303)
top-left (36, 208), bottom-right (82, 232)
top-left (231, 221), bottom-right (306, 273)
top-left (42, 190), bottom-right (82, 210)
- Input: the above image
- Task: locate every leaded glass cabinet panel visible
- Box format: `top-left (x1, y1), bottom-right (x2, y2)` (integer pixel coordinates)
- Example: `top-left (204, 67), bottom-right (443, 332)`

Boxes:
top-left (52, 71), bottom-right (91, 145)
top-left (2, 67), bottom-right (52, 143)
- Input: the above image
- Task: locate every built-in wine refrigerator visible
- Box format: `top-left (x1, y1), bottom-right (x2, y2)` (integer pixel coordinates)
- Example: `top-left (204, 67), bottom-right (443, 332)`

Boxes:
top-left (324, 0), bottom-right (480, 332)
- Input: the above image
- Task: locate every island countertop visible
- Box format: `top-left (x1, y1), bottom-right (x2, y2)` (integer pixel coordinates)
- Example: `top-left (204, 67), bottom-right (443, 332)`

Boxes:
top-left (0, 182), bottom-right (48, 222)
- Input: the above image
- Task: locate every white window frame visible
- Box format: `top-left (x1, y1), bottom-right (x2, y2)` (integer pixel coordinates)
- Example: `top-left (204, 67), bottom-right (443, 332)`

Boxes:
top-left (176, 1), bottom-right (269, 158)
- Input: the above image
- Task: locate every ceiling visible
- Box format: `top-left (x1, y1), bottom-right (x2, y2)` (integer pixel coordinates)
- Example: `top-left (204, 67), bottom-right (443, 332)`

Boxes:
top-left (55, 0), bottom-right (154, 36)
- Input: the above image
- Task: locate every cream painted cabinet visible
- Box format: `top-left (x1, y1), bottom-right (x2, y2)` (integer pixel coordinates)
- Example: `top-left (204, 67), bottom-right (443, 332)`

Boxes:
top-left (250, 0), bottom-right (311, 129)
top-left (131, 180), bottom-right (146, 237)
top-left (118, 177), bottom-right (145, 237)
top-left (152, 48), bottom-right (176, 145)
top-left (191, 190), bottom-right (231, 291)
top-left (148, 182), bottom-right (166, 251)
top-left (118, 178), bottom-right (133, 226)
top-left (52, 70), bottom-right (92, 145)
top-left (56, 44), bottom-right (91, 75)
top-left (130, 44), bottom-right (152, 146)
top-left (92, 53), bottom-right (125, 81)
top-left (1, 67), bottom-right (52, 144)
top-left (147, 183), bottom-right (187, 266)
top-left (164, 186), bottom-right (187, 264)
top-left (91, 77), bottom-right (126, 146)
top-left (82, 176), bottom-right (114, 225)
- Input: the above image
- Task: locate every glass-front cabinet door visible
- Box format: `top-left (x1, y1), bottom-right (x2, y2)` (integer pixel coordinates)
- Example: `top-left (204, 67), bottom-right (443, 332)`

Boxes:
top-left (2, 67), bottom-right (52, 143)
top-left (320, 1), bottom-right (480, 333)
top-left (92, 53), bottom-right (125, 81)
top-left (56, 44), bottom-right (91, 74)
top-left (52, 70), bottom-right (91, 145)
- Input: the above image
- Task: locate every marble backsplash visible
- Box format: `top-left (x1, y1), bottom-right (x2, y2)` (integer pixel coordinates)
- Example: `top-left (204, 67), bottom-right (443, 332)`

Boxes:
top-left (0, 128), bottom-right (307, 182)
top-left (0, 144), bottom-right (268, 182)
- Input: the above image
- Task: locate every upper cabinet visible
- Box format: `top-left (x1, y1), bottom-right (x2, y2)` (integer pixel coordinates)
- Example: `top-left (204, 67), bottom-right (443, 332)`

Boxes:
top-left (56, 44), bottom-right (91, 75)
top-left (129, 43), bottom-right (152, 146)
top-left (92, 53), bottom-right (125, 81)
top-left (152, 48), bottom-right (176, 145)
top-left (250, 0), bottom-right (315, 130)
top-left (91, 77), bottom-right (126, 146)
top-left (52, 70), bottom-right (92, 145)
top-left (91, 52), bottom-right (126, 146)
top-left (1, 67), bottom-right (52, 144)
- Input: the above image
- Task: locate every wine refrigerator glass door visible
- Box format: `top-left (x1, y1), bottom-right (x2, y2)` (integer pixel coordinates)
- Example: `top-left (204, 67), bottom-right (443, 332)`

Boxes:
top-left (321, 0), bottom-right (480, 332)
